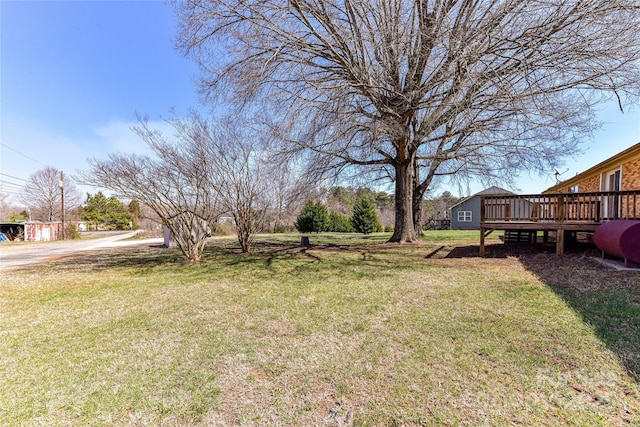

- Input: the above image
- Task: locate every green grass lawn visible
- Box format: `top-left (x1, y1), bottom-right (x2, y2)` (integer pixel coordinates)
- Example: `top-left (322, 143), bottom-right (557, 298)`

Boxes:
top-left (1, 231), bottom-right (638, 425)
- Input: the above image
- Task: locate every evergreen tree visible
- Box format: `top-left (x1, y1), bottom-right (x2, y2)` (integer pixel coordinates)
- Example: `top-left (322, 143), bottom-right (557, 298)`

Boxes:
top-left (327, 211), bottom-right (354, 232)
top-left (128, 199), bottom-right (142, 229)
top-left (351, 196), bottom-right (380, 234)
top-left (9, 210), bottom-right (30, 222)
top-left (295, 200), bottom-right (329, 233)
top-left (82, 192), bottom-right (133, 230)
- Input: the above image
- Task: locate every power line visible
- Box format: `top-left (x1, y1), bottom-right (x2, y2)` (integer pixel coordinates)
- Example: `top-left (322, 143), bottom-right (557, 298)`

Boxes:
top-left (0, 186), bottom-right (22, 195)
top-left (0, 187), bottom-right (23, 196)
top-left (0, 172), bottom-right (28, 182)
top-left (0, 143), bottom-right (48, 167)
top-left (0, 184), bottom-right (23, 192)
top-left (0, 179), bottom-right (23, 187)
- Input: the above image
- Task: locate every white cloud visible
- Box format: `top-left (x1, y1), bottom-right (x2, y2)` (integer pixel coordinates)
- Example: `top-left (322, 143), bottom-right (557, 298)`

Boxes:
top-left (1, 118), bottom-right (90, 179)
top-left (0, 116), bottom-right (174, 196)
top-left (93, 118), bottom-right (158, 155)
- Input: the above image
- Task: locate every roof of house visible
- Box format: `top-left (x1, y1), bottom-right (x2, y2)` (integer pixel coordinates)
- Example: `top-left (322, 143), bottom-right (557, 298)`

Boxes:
top-left (543, 142), bottom-right (640, 193)
top-left (450, 186), bottom-right (513, 209)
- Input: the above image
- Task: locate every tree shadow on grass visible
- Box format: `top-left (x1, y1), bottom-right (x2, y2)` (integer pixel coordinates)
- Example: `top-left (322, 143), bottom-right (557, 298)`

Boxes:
top-left (518, 249), bottom-right (640, 383)
top-left (48, 238), bottom-right (639, 383)
top-left (49, 240), bottom-right (379, 275)
top-left (444, 241), bottom-right (640, 382)
top-left (50, 246), bottom-right (189, 273)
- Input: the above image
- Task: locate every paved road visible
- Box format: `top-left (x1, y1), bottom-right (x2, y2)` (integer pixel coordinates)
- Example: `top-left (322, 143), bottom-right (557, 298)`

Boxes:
top-left (0, 231), bottom-right (164, 271)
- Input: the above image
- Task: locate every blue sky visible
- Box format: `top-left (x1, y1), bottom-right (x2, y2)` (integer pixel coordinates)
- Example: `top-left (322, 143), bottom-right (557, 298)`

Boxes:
top-left (1, 0), bottom-right (200, 200)
top-left (1, 0), bottom-right (639, 203)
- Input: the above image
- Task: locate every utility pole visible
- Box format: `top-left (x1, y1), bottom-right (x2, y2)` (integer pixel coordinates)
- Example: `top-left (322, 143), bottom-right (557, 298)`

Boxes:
top-left (59, 171), bottom-right (65, 240)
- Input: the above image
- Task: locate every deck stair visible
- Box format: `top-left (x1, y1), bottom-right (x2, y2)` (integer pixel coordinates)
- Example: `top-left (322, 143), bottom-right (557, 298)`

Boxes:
top-left (503, 230), bottom-right (536, 243)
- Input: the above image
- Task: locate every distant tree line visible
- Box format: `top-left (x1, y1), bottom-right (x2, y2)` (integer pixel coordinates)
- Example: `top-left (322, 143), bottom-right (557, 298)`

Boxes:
top-left (294, 187), bottom-right (460, 235)
top-left (2, 165), bottom-right (461, 237)
top-left (2, 162), bottom-right (461, 258)
top-left (295, 186), bottom-right (392, 235)
top-left (326, 186), bottom-right (393, 231)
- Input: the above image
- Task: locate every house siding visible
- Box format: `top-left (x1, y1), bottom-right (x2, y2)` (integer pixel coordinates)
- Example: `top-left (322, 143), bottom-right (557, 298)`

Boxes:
top-left (452, 195), bottom-right (537, 229)
top-left (450, 197), bottom-right (481, 230)
top-left (544, 143), bottom-right (640, 194)
top-left (553, 159), bottom-right (640, 193)
top-left (622, 157), bottom-right (640, 216)
top-left (623, 157), bottom-right (640, 190)
top-left (556, 175), bottom-right (599, 193)
top-left (575, 175), bottom-right (601, 192)
top-left (552, 153), bottom-right (640, 217)
top-left (450, 187), bottom-right (516, 230)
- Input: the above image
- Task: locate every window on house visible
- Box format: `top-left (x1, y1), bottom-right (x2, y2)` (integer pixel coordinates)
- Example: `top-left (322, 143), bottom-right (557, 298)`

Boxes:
top-left (569, 185), bottom-right (579, 193)
top-left (457, 211), bottom-right (472, 222)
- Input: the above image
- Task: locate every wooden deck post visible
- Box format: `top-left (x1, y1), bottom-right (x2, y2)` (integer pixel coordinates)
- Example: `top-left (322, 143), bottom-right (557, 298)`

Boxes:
top-left (479, 196), bottom-right (486, 257)
top-left (556, 194), bottom-right (565, 255)
top-left (557, 194), bottom-right (565, 223)
top-left (556, 229), bottom-right (565, 255)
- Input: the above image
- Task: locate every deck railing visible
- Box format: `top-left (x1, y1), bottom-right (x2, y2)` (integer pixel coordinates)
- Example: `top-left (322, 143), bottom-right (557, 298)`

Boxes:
top-left (481, 190), bottom-right (640, 224)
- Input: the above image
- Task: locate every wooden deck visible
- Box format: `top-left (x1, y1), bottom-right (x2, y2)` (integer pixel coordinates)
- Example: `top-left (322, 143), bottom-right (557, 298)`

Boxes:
top-left (480, 190), bottom-right (640, 255)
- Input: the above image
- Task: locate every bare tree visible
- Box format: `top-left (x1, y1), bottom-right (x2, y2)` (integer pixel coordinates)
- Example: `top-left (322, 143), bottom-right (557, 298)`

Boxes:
top-left (261, 151), bottom-right (317, 233)
top-left (80, 112), bottom-right (274, 260)
top-left (21, 167), bottom-right (81, 222)
top-left (0, 193), bottom-right (12, 221)
top-left (175, 0), bottom-right (640, 242)
top-left (80, 116), bottom-right (219, 261)
top-left (200, 116), bottom-right (270, 253)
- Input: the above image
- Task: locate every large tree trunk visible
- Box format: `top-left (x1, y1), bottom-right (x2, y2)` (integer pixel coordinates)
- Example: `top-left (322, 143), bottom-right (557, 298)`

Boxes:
top-left (389, 160), bottom-right (417, 242)
top-left (413, 199), bottom-right (423, 237)
top-left (412, 159), bottom-right (424, 237)
top-left (413, 159), bottom-right (438, 236)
